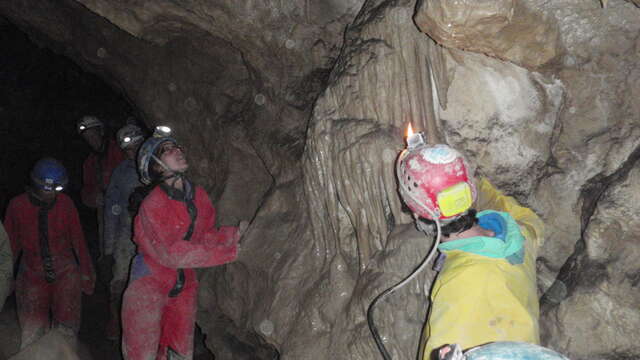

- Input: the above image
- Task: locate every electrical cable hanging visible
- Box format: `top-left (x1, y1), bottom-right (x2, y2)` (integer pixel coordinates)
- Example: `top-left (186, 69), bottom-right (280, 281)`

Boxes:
top-left (367, 188), bottom-right (443, 360)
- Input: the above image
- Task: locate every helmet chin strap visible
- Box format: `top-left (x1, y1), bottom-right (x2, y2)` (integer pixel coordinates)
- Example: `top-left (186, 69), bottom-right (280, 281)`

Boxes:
top-left (151, 154), bottom-right (185, 186)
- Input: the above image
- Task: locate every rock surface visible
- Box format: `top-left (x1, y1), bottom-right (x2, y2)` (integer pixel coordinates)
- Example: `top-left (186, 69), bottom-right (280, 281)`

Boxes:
top-left (2, 0), bottom-right (640, 359)
top-left (414, 0), bottom-right (559, 69)
top-left (7, 330), bottom-right (83, 360)
top-left (541, 163), bottom-right (640, 359)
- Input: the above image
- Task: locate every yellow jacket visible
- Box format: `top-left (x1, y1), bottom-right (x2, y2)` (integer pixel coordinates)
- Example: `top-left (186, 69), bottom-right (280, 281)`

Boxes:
top-left (421, 178), bottom-right (544, 359)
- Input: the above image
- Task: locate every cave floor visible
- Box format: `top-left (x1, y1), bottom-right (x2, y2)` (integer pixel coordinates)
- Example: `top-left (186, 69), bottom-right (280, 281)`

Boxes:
top-left (0, 273), bottom-right (213, 360)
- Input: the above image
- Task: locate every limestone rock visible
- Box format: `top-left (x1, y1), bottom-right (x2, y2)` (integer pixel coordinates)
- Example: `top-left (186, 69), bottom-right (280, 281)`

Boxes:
top-left (302, 1), bottom-right (459, 358)
top-left (541, 163), bottom-right (640, 358)
top-left (8, 329), bottom-right (84, 360)
top-left (211, 125), bottom-right (273, 226)
top-left (438, 50), bottom-right (563, 198)
top-left (532, 0), bottom-right (640, 290)
top-left (414, 0), bottom-right (559, 68)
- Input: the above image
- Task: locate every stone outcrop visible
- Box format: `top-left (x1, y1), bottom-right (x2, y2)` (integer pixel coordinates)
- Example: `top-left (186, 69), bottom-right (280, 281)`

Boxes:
top-left (541, 162), bottom-right (640, 358)
top-left (7, 330), bottom-right (85, 360)
top-left (414, 0), bottom-right (559, 69)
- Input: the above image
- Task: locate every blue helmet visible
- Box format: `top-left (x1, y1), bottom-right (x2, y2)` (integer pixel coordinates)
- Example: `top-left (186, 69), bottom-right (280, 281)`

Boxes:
top-left (137, 136), bottom-right (178, 185)
top-left (31, 158), bottom-right (68, 191)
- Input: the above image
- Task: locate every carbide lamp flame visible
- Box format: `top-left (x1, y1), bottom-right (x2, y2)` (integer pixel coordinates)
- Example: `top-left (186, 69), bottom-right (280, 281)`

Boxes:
top-left (406, 123), bottom-right (425, 149)
top-left (154, 125), bottom-right (172, 137)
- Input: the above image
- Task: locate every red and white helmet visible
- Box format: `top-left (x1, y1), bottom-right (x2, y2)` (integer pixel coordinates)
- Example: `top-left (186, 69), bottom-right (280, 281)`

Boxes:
top-left (396, 143), bottom-right (477, 221)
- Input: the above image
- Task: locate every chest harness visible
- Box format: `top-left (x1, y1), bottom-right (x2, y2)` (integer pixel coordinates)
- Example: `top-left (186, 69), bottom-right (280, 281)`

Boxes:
top-left (160, 177), bottom-right (197, 297)
top-left (29, 192), bottom-right (57, 283)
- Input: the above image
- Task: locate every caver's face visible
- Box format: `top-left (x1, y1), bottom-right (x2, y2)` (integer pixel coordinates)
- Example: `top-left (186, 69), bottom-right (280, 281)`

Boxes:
top-left (81, 127), bottom-right (104, 151)
top-left (34, 187), bottom-right (57, 204)
top-left (124, 140), bottom-right (142, 160)
top-left (157, 141), bottom-right (188, 174)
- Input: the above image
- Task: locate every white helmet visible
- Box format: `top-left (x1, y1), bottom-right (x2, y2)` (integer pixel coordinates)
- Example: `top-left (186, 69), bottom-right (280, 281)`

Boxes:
top-left (116, 125), bottom-right (144, 149)
top-left (77, 115), bottom-right (103, 134)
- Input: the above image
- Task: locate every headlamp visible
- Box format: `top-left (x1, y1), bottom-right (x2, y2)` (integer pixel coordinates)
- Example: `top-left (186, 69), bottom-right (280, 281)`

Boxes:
top-left (55, 185), bottom-right (64, 192)
top-left (79, 125), bottom-right (86, 131)
top-left (407, 132), bottom-right (426, 149)
top-left (154, 126), bottom-right (172, 137)
top-left (124, 136), bottom-right (131, 143)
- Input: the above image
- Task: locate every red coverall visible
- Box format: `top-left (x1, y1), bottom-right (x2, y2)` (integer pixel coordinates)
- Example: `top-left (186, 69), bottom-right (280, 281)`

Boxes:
top-left (81, 138), bottom-right (124, 258)
top-left (122, 184), bottom-right (239, 360)
top-left (81, 138), bottom-right (125, 208)
top-left (4, 192), bottom-right (95, 348)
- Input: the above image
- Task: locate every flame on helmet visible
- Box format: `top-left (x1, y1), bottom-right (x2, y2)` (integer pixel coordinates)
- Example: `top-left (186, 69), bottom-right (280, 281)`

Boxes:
top-left (407, 123), bottom-right (414, 137)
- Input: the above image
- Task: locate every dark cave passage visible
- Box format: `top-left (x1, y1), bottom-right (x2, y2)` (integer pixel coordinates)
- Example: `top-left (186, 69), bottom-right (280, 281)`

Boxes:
top-left (0, 21), bottom-right (136, 217)
top-left (0, 21), bottom-right (216, 360)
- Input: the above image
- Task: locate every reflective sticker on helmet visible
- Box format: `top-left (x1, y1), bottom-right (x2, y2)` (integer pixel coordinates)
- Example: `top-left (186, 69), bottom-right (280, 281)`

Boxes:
top-left (421, 145), bottom-right (458, 164)
top-left (437, 182), bottom-right (473, 217)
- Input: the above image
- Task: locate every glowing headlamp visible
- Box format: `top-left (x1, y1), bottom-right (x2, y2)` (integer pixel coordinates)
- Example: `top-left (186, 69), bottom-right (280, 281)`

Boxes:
top-left (79, 125), bottom-right (86, 131)
top-left (154, 126), bottom-right (172, 137)
top-left (406, 123), bottom-right (426, 150)
top-left (124, 136), bottom-right (132, 143)
top-left (55, 185), bottom-right (64, 192)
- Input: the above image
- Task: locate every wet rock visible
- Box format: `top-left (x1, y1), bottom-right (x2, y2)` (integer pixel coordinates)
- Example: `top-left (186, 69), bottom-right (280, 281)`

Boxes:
top-left (532, 0), bottom-right (640, 291)
top-left (541, 164), bottom-right (640, 358)
top-left (210, 125), bottom-right (273, 226)
top-left (438, 50), bottom-right (563, 198)
top-left (302, 1), bottom-right (449, 358)
top-left (0, 304), bottom-right (20, 359)
top-left (414, 0), bottom-right (559, 68)
top-left (7, 329), bottom-right (85, 360)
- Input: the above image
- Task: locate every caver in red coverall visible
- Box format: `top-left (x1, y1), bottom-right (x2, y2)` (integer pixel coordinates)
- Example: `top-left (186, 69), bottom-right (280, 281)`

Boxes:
top-left (81, 138), bottom-right (125, 209)
top-left (81, 138), bottom-right (125, 258)
top-left (122, 183), bottom-right (239, 360)
top-left (4, 192), bottom-right (95, 348)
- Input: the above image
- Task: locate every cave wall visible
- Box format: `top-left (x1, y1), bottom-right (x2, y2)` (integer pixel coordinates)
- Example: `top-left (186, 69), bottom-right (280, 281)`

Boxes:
top-left (2, 0), bottom-right (640, 359)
